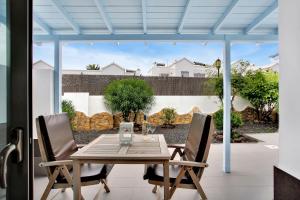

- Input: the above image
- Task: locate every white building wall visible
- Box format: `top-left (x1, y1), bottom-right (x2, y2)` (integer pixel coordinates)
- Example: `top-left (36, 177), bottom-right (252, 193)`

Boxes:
top-left (32, 65), bottom-right (54, 138)
top-left (62, 93), bottom-right (89, 114)
top-left (102, 64), bottom-right (125, 75)
top-left (278, 0), bottom-right (300, 179)
top-left (148, 66), bottom-right (170, 76)
top-left (62, 93), bottom-right (252, 116)
top-left (148, 58), bottom-right (212, 77)
top-left (172, 59), bottom-right (195, 77)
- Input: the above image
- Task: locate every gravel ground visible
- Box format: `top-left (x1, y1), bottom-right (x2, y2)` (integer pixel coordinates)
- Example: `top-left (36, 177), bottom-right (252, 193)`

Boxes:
top-left (74, 122), bottom-right (276, 144)
top-left (73, 124), bottom-right (190, 144)
top-left (236, 121), bottom-right (278, 134)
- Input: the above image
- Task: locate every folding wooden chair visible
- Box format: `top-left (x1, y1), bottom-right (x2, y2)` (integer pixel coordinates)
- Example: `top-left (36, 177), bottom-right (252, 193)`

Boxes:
top-left (36, 113), bottom-right (113, 200)
top-left (144, 113), bottom-right (215, 199)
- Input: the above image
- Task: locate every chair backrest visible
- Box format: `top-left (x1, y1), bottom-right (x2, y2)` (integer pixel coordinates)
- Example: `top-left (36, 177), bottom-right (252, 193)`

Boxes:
top-left (183, 113), bottom-right (215, 177)
top-left (36, 113), bottom-right (78, 176)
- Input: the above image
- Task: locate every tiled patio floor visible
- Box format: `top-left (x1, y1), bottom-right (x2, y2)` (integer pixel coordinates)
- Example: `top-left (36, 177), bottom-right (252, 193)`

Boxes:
top-left (34, 133), bottom-right (278, 200)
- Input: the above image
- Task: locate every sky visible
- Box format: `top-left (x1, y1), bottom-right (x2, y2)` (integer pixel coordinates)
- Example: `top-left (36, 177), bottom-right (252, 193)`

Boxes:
top-left (33, 41), bottom-right (278, 75)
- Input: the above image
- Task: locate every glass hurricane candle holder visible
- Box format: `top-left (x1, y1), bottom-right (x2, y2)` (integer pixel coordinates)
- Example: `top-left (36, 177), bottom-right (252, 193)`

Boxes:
top-left (119, 122), bottom-right (134, 145)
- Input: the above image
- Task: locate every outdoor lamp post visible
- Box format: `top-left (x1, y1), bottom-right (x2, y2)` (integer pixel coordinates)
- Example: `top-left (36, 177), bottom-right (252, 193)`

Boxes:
top-left (215, 58), bottom-right (221, 77)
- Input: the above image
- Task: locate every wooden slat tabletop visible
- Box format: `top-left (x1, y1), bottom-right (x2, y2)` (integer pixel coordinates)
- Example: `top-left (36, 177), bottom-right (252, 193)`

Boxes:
top-left (70, 134), bottom-right (170, 160)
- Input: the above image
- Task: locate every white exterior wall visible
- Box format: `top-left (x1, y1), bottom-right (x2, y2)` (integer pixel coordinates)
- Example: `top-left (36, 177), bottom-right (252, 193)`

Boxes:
top-left (102, 64), bottom-right (125, 75)
top-left (63, 70), bottom-right (103, 75)
top-left (172, 59), bottom-right (195, 77)
top-left (32, 63), bottom-right (54, 138)
top-left (62, 93), bottom-right (252, 116)
top-left (148, 58), bottom-right (212, 77)
top-left (148, 66), bottom-right (170, 76)
top-left (278, 0), bottom-right (300, 179)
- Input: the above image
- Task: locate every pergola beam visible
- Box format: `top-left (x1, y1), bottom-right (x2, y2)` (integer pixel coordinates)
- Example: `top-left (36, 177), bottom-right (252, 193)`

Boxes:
top-left (177, 0), bottom-right (192, 34)
top-left (142, 0), bottom-right (147, 34)
top-left (33, 13), bottom-right (52, 35)
top-left (245, 1), bottom-right (278, 34)
top-left (33, 33), bottom-right (278, 42)
top-left (93, 0), bottom-right (114, 34)
top-left (49, 0), bottom-right (80, 34)
top-left (212, 0), bottom-right (239, 34)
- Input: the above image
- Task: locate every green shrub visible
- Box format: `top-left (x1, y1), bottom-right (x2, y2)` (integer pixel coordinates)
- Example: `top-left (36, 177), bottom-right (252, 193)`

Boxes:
top-left (62, 100), bottom-right (76, 120)
top-left (161, 108), bottom-right (177, 126)
top-left (104, 78), bottom-right (154, 122)
top-left (213, 108), bottom-right (243, 130)
top-left (240, 71), bottom-right (279, 122)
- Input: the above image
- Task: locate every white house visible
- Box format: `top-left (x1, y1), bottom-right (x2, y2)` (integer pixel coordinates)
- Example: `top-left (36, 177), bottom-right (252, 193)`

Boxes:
top-left (62, 62), bottom-right (141, 76)
top-left (148, 57), bottom-right (215, 77)
top-left (260, 53), bottom-right (279, 72)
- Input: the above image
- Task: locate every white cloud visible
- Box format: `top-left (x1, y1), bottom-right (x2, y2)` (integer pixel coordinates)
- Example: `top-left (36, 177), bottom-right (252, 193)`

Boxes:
top-left (61, 45), bottom-right (156, 74)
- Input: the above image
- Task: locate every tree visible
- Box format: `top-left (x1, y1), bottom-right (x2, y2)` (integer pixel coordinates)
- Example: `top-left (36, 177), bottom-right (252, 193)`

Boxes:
top-left (211, 60), bottom-right (252, 109)
top-left (104, 78), bottom-right (154, 122)
top-left (211, 72), bottom-right (244, 110)
top-left (240, 71), bottom-right (279, 121)
top-left (86, 64), bottom-right (100, 70)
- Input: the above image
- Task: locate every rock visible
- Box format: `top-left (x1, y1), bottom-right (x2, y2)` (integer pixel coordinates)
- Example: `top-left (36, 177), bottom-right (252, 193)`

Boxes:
top-left (113, 112), bottom-right (123, 128)
top-left (240, 106), bottom-right (257, 121)
top-left (147, 111), bottom-right (164, 126)
top-left (189, 106), bottom-right (201, 115)
top-left (71, 112), bottom-right (90, 132)
top-left (90, 112), bottom-right (113, 131)
top-left (175, 113), bottom-right (192, 124)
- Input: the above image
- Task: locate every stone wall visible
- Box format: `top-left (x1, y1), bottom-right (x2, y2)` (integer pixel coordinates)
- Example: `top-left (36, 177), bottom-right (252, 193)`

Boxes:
top-left (71, 107), bottom-right (202, 132)
top-left (144, 106), bottom-right (201, 126)
top-left (71, 106), bottom-right (274, 132)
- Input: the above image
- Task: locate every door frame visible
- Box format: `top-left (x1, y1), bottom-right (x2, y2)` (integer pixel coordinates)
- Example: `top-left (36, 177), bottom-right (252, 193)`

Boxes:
top-left (7, 0), bottom-right (33, 199)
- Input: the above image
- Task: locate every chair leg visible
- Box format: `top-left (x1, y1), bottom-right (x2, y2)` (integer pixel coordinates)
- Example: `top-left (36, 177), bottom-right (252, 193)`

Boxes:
top-left (152, 185), bottom-right (158, 193)
top-left (41, 167), bottom-right (60, 200)
top-left (169, 167), bottom-right (187, 198)
top-left (187, 168), bottom-right (207, 200)
top-left (101, 179), bottom-right (110, 193)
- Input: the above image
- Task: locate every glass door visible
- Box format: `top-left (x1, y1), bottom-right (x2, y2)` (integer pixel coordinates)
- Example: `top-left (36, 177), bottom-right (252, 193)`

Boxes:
top-left (0, 0), bottom-right (32, 199)
top-left (0, 0), bottom-right (9, 197)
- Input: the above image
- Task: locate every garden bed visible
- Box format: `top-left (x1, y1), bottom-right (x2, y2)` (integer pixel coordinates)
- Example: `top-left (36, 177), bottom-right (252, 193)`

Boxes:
top-left (73, 123), bottom-right (266, 144)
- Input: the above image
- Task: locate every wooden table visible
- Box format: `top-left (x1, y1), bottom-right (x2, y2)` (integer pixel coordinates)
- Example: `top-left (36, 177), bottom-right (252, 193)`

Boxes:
top-left (70, 134), bottom-right (171, 200)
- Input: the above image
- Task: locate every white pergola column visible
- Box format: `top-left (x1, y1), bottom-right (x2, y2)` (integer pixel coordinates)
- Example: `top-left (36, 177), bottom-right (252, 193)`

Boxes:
top-left (223, 39), bottom-right (231, 173)
top-left (54, 39), bottom-right (62, 113)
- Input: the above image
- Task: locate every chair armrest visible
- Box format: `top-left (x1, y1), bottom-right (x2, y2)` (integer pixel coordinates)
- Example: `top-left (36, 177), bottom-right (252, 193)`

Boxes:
top-left (77, 144), bottom-right (86, 148)
top-left (169, 160), bottom-right (208, 168)
top-left (168, 144), bottom-right (185, 149)
top-left (39, 160), bottom-right (73, 167)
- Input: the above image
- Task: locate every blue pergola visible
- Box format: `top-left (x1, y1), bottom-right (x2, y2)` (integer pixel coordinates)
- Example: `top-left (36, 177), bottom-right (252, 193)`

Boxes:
top-left (32, 0), bottom-right (279, 173)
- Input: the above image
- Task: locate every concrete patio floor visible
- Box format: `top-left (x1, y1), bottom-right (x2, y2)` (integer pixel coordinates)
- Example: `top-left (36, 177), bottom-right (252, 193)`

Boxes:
top-left (34, 133), bottom-right (278, 200)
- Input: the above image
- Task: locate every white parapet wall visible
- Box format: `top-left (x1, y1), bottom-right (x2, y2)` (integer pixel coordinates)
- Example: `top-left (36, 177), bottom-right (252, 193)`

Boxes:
top-left (278, 0), bottom-right (300, 179)
top-left (62, 93), bottom-right (252, 116)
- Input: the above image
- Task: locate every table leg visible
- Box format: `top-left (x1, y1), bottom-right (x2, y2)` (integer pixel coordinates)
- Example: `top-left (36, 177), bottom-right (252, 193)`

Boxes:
top-left (163, 161), bottom-right (170, 200)
top-left (73, 160), bottom-right (82, 200)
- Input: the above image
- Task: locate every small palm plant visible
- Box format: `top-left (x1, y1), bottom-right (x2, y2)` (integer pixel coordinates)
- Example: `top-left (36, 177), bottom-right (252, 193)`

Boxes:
top-left (86, 64), bottom-right (100, 70)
